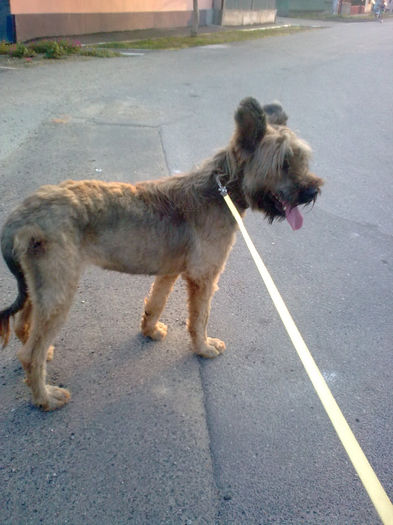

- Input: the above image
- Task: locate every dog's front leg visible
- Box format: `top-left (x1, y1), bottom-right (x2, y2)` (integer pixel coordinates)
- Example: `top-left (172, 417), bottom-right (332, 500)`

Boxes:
top-left (141, 274), bottom-right (178, 341)
top-left (185, 274), bottom-right (226, 358)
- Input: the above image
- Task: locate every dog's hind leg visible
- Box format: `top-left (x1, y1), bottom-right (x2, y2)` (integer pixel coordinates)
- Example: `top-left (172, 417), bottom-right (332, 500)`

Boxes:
top-left (15, 299), bottom-right (32, 345)
top-left (15, 300), bottom-right (34, 375)
top-left (19, 318), bottom-right (69, 410)
top-left (19, 284), bottom-right (78, 411)
top-left (14, 299), bottom-right (55, 363)
top-left (15, 247), bottom-right (81, 410)
top-left (141, 274), bottom-right (178, 341)
top-left (184, 273), bottom-right (226, 359)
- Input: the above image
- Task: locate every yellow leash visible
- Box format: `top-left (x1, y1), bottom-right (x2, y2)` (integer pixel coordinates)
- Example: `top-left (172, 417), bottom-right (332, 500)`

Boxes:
top-left (219, 186), bottom-right (393, 525)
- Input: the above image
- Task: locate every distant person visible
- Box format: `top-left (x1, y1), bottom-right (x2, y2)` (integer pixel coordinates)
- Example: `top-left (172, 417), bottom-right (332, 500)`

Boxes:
top-left (374, 0), bottom-right (386, 21)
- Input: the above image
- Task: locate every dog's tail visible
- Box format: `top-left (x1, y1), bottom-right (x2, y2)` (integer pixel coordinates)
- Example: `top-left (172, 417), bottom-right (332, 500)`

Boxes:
top-left (0, 227), bottom-right (29, 348)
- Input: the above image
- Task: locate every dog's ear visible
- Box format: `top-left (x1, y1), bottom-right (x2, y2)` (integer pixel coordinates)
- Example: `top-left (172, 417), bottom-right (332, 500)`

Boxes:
top-left (234, 97), bottom-right (267, 154)
top-left (262, 101), bottom-right (288, 126)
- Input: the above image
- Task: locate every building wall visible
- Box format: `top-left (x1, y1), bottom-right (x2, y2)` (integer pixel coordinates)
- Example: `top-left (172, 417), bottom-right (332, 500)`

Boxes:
top-left (222, 9), bottom-right (276, 24)
top-left (9, 1), bottom-right (213, 15)
top-left (221, 0), bottom-right (276, 24)
top-left (276, 0), bottom-right (331, 16)
top-left (9, 0), bottom-right (214, 41)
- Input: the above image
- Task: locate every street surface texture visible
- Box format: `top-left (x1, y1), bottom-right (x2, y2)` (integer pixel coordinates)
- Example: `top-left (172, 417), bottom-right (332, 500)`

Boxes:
top-left (0, 18), bottom-right (392, 524)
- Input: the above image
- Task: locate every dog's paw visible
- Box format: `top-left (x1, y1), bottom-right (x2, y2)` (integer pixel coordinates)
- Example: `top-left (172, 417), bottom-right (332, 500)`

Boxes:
top-left (195, 337), bottom-right (226, 359)
top-left (35, 385), bottom-right (71, 411)
top-left (46, 345), bottom-right (55, 362)
top-left (143, 321), bottom-right (168, 341)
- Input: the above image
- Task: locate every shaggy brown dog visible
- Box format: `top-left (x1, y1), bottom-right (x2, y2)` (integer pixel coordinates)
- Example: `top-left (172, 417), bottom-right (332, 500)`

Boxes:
top-left (0, 97), bottom-right (323, 410)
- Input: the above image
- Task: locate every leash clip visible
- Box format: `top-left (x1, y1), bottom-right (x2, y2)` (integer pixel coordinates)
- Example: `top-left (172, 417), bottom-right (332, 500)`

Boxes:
top-left (216, 174), bottom-right (228, 197)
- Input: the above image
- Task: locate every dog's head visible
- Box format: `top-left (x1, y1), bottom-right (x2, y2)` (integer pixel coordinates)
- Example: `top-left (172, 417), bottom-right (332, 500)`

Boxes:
top-left (231, 97), bottom-right (323, 229)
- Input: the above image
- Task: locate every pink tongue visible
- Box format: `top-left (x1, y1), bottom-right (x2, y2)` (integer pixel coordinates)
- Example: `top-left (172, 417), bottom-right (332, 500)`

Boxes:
top-left (285, 204), bottom-right (303, 230)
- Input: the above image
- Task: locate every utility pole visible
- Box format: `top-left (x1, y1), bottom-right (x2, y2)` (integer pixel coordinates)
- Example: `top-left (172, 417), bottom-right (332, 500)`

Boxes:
top-left (191, 0), bottom-right (199, 36)
top-left (220, 0), bottom-right (226, 26)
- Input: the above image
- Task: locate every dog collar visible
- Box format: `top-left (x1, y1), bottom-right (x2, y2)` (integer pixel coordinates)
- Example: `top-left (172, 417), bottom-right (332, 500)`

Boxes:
top-left (216, 174), bottom-right (228, 197)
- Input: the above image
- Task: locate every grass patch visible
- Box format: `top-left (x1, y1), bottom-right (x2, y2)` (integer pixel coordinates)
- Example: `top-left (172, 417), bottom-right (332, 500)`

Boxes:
top-left (0, 25), bottom-right (317, 62)
top-left (0, 41), bottom-right (36, 58)
top-left (0, 38), bottom-right (120, 60)
top-left (28, 39), bottom-right (82, 57)
top-left (96, 26), bottom-right (312, 51)
top-left (79, 47), bottom-right (120, 57)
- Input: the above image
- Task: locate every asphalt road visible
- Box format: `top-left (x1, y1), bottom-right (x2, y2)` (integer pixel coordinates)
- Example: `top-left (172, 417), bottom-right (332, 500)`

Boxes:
top-left (0, 19), bottom-right (392, 524)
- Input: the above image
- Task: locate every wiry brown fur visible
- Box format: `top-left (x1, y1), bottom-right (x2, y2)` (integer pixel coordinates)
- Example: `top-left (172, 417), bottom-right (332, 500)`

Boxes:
top-left (0, 97), bottom-right (323, 411)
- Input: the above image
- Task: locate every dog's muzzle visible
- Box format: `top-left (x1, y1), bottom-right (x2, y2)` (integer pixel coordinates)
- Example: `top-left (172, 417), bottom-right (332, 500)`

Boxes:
top-left (298, 186), bottom-right (319, 205)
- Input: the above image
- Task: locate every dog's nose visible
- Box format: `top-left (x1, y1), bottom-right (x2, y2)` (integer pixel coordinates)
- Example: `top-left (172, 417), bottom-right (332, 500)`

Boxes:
top-left (298, 187), bottom-right (318, 204)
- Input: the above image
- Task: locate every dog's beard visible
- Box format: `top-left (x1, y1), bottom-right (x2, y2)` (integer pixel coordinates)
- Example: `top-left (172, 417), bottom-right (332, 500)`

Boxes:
top-left (250, 189), bottom-right (318, 230)
top-left (251, 191), bottom-right (287, 223)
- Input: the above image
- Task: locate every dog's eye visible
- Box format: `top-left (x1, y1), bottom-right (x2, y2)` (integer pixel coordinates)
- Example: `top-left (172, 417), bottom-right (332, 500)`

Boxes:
top-left (282, 159), bottom-right (290, 172)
